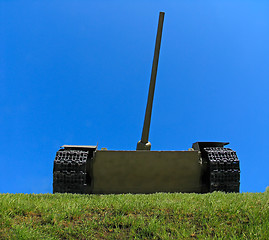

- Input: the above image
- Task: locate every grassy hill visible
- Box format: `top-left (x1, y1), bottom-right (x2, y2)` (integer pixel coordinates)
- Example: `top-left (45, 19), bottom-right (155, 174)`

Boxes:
top-left (0, 191), bottom-right (268, 239)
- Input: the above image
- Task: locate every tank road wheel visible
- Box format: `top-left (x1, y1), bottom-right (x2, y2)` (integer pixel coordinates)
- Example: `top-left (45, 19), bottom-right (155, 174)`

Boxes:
top-left (53, 148), bottom-right (94, 194)
top-left (203, 147), bottom-right (240, 193)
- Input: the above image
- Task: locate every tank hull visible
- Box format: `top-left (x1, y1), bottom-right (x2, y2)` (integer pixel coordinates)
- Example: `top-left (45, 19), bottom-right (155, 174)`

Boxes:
top-left (92, 150), bottom-right (203, 194)
top-left (53, 143), bottom-right (240, 194)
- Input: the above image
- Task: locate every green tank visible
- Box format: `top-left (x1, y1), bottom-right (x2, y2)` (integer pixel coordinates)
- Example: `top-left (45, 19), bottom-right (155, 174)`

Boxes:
top-left (53, 12), bottom-right (240, 194)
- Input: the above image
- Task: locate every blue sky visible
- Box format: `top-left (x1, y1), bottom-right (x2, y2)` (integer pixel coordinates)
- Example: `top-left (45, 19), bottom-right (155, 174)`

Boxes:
top-left (0, 1), bottom-right (268, 193)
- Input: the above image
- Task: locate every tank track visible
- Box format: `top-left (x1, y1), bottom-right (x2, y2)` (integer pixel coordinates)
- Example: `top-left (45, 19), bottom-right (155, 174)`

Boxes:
top-left (204, 147), bottom-right (240, 193)
top-left (53, 149), bottom-right (92, 194)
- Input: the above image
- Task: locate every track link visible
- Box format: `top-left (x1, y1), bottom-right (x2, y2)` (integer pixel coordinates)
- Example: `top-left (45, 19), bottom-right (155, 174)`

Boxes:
top-left (53, 149), bottom-right (91, 194)
top-left (204, 147), bottom-right (240, 193)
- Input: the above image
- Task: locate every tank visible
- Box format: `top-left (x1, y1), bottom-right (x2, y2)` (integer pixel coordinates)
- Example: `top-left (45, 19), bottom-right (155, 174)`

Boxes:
top-left (53, 12), bottom-right (240, 194)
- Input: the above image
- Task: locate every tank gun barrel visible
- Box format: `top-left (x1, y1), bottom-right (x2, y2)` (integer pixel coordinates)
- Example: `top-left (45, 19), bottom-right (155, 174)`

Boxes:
top-left (137, 12), bottom-right (165, 150)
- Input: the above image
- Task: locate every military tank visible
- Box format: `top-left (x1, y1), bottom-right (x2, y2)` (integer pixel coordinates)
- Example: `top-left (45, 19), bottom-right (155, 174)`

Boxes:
top-left (53, 12), bottom-right (240, 194)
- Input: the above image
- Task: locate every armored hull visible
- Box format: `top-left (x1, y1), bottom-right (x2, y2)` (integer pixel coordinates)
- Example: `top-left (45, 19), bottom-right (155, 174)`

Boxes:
top-left (53, 142), bottom-right (240, 194)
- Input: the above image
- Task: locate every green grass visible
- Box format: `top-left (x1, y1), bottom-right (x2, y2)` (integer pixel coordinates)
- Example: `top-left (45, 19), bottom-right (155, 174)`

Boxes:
top-left (0, 191), bottom-right (268, 239)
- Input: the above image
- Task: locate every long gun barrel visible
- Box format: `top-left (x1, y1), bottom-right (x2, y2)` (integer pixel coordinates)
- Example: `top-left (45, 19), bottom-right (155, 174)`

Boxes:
top-left (137, 12), bottom-right (165, 150)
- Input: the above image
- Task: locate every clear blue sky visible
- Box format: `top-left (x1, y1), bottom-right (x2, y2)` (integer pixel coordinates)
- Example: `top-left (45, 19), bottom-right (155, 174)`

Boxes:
top-left (1, 1), bottom-right (268, 193)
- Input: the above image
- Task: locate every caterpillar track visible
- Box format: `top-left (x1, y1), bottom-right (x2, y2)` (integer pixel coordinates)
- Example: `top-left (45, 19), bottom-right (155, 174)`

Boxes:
top-left (204, 147), bottom-right (240, 193)
top-left (53, 149), bottom-right (93, 194)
